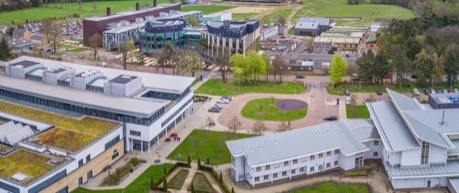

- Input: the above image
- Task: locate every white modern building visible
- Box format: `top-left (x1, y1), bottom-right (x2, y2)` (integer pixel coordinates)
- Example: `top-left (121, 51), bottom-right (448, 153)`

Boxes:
top-left (228, 88), bottom-right (459, 192)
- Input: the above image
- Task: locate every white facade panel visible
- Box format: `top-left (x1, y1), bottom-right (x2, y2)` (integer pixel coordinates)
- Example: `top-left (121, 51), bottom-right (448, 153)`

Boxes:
top-left (391, 152), bottom-right (402, 165)
top-left (363, 140), bottom-right (382, 159)
top-left (339, 154), bottom-right (355, 171)
top-left (393, 177), bottom-right (447, 189)
top-left (430, 144), bottom-right (447, 164)
top-left (401, 149), bottom-right (421, 166)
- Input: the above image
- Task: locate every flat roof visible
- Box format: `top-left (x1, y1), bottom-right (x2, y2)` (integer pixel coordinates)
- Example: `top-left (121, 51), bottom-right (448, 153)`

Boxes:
top-left (314, 36), bottom-right (361, 44)
top-left (84, 4), bottom-right (178, 21)
top-left (227, 120), bottom-right (371, 166)
top-left (2, 56), bottom-right (195, 117)
top-left (9, 60), bottom-right (39, 68)
top-left (109, 75), bottom-right (138, 84)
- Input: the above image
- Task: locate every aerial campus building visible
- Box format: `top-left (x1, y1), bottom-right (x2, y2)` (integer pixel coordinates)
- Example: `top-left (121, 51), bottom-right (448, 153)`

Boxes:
top-left (227, 89), bottom-right (459, 192)
top-left (0, 56), bottom-right (194, 193)
top-left (138, 19), bottom-right (188, 55)
top-left (294, 17), bottom-right (334, 37)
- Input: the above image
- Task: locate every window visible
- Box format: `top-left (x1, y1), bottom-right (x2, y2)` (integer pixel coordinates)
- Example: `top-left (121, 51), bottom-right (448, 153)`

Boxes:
top-left (319, 153), bottom-right (323, 158)
top-left (335, 149), bottom-right (340, 154)
top-left (273, 173), bottom-right (278, 178)
top-left (282, 171), bottom-right (287, 176)
top-left (78, 159), bottom-right (83, 167)
top-left (327, 151), bottom-right (331, 156)
top-left (300, 167), bottom-right (305, 172)
top-left (318, 164), bottom-right (323, 170)
top-left (130, 130), bottom-right (141, 136)
top-left (310, 166), bottom-right (315, 172)
top-left (334, 160), bottom-right (339, 166)
top-left (421, 141), bottom-right (430, 165)
top-left (374, 141), bottom-right (379, 146)
top-left (264, 175), bottom-right (269, 180)
top-left (373, 152), bottom-right (379, 157)
top-left (265, 165), bottom-right (270, 170)
top-left (291, 169), bottom-right (296, 174)
top-left (105, 136), bottom-right (120, 150)
top-left (255, 177), bottom-right (259, 182)
top-left (293, 159), bottom-right (298, 164)
top-left (310, 155), bottom-right (315, 160)
top-left (86, 155), bottom-right (91, 162)
top-left (284, 161), bottom-right (289, 166)
top-left (112, 149), bottom-right (119, 160)
top-left (256, 167), bottom-right (261, 172)
top-left (78, 177), bottom-right (83, 185)
top-left (326, 162), bottom-right (331, 168)
top-left (87, 170), bottom-right (93, 179)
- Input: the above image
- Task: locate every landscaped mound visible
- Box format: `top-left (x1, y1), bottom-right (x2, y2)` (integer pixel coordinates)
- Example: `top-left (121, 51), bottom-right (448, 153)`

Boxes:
top-left (275, 99), bottom-right (308, 111)
top-left (241, 98), bottom-right (308, 121)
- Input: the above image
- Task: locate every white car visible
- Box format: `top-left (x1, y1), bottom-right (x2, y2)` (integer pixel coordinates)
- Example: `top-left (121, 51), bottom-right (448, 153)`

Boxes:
top-left (413, 88), bottom-right (420, 96)
top-left (217, 98), bottom-right (229, 104)
top-left (345, 97), bottom-right (351, 105)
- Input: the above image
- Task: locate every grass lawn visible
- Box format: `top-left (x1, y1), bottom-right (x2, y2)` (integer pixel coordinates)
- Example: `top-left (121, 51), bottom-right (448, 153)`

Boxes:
top-left (241, 98), bottom-right (307, 121)
top-left (0, 101), bottom-right (119, 136)
top-left (232, 13), bottom-right (258, 21)
top-left (181, 5), bottom-right (235, 15)
top-left (327, 82), bottom-right (416, 95)
top-left (0, 0), bottom-right (170, 25)
top-left (0, 149), bottom-right (64, 184)
top-left (264, 8), bottom-right (294, 22)
top-left (290, 182), bottom-right (369, 193)
top-left (344, 170), bottom-right (367, 177)
top-left (69, 47), bottom-right (91, 53)
top-left (346, 105), bottom-right (370, 119)
top-left (73, 164), bottom-right (174, 193)
top-left (37, 128), bottom-right (97, 152)
top-left (195, 78), bottom-right (306, 96)
top-left (191, 172), bottom-right (214, 192)
top-left (0, 144), bottom-right (11, 152)
top-left (167, 130), bottom-right (254, 165)
top-left (58, 44), bottom-right (76, 49)
top-left (191, 77), bottom-right (200, 87)
top-left (169, 169), bottom-right (189, 189)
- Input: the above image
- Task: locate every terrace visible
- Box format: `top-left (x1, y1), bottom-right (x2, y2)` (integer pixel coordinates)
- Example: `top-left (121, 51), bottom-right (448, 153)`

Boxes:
top-left (0, 149), bottom-right (66, 185)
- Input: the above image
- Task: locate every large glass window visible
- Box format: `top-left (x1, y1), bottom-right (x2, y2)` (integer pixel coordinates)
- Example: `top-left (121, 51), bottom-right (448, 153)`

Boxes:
top-left (421, 141), bottom-right (430, 165)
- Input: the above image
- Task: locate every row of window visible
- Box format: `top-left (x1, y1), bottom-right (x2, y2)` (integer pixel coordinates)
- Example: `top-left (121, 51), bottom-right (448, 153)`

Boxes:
top-left (255, 149), bottom-right (341, 172)
top-left (254, 161), bottom-right (340, 182)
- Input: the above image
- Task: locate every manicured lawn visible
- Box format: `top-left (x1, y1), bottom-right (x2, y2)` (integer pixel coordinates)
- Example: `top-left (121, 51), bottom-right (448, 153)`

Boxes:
top-left (167, 130), bottom-right (254, 165)
top-left (232, 13), bottom-right (258, 21)
top-left (0, 0), bottom-right (170, 25)
top-left (241, 98), bottom-right (307, 121)
top-left (0, 149), bottom-right (65, 184)
top-left (181, 5), bottom-right (235, 15)
top-left (195, 78), bottom-right (306, 96)
top-left (346, 105), bottom-right (370, 119)
top-left (0, 101), bottom-right (119, 136)
top-left (58, 44), bottom-right (76, 49)
top-left (69, 47), bottom-right (91, 53)
top-left (191, 172), bottom-right (214, 192)
top-left (73, 164), bottom-right (174, 193)
top-left (169, 169), bottom-right (189, 189)
top-left (0, 144), bottom-right (11, 152)
top-left (37, 128), bottom-right (97, 152)
top-left (290, 182), bottom-right (369, 193)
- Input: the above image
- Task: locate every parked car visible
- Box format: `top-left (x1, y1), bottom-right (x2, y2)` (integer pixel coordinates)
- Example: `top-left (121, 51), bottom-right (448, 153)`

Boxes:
top-left (430, 89), bottom-right (436, 94)
top-left (344, 90), bottom-right (350, 96)
top-left (455, 88), bottom-right (459, 93)
top-left (376, 90), bottom-right (382, 95)
top-left (437, 89), bottom-right (444, 94)
top-left (208, 107), bottom-right (221, 113)
top-left (221, 96), bottom-right (232, 101)
top-left (213, 104), bottom-right (223, 110)
top-left (346, 97), bottom-right (351, 105)
top-left (444, 89), bottom-right (448, 93)
top-left (413, 88), bottom-right (420, 96)
top-left (296, 74), bottom-right (305, 79)
top-left (217, 98), bottom-right (229, 104)
top-left (324, 116), bottom-right (338, 121)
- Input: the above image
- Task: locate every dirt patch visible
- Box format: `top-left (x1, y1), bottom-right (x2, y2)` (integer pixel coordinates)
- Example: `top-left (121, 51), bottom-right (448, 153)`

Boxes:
top-left (276, 99), bottom-right (308, 111)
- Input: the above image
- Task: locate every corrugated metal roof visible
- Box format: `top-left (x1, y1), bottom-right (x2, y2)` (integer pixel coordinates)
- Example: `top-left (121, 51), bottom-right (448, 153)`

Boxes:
top-left (294, 22), bottom-right (319, 30)
top-left (448, 140), bottom-right (459, 154)
top-left (299, 18), bottom-right (331, 26)
top-left (226, 120), bottom-right (371, 166)
top-left (344, 119), bottom-right (380, 141)
top-left (387, 89), bottom-right (421, 111)
top-left (403, 113), bottom-right (451, 149)
top-left (367, 100), bottom-right (420, 151)
top-left (449, 178), bottom-right (459, 191)
top-left (388, 160), bottom-right (459, 178)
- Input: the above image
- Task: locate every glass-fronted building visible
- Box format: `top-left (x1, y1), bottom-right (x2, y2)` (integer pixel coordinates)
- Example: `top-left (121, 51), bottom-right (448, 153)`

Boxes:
top-left (139, 19), bottom-right (187, 55)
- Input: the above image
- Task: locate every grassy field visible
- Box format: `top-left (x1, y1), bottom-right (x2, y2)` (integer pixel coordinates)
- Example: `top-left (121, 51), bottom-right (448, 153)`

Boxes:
top-left (232, 13), bottom-right (258, 21)
top-left (291, 182), bottom-right (369, 193)
top-left (68, 47), bottom-right (91, 53)
top-left (346, 105), bottom-right (370, 119)
top-left (181, 5), bottom-right (235, 15)
top-left (0, 101), bottom-right (118, 136)
top-left (169, 169), bottom-right (189, 189)
top-left (195, 79), bottom-right (306, 96)
top-left (264, 8), bottom-right (294, 22)
top-left (0, 0), bottom-right (171, 25)
top-left (167, 130), bottom-right (254, 165)
top-left (73, 164), bottom-right (174, 193)
top-left (191, 173), bottom-right (214, 192)
top-left (241, 98), bottom-right (307, 121)
top-left (37, 128), bottom-right (97, 152)
top-left (0, 149), bottom-right (64, 184)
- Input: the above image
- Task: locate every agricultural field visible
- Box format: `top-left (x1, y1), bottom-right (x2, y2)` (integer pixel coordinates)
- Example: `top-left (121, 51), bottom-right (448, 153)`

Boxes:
top-left (181, 5), bottom-right (235, 14)
top-left (232, 13), bottom-right (258, 21)
top-left (0, 0), bottom-right (170, 25)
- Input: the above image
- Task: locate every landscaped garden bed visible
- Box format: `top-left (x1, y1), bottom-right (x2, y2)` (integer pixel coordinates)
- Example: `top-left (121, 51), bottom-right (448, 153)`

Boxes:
top-left (289, 181), bottom-right (369, 193)
top-left (37, 128), bottom-right (96, 152)
top-left (241, 98), bottom-right (308, 121)
top-left (190, 172), bottom-right (214, 193)
top-left (169, 169), bottom-right (189, 189)
top-left (0, 149), bottom-right (64, 185)
top-left (101, 157), bottom-right (146, 186)
top-left (167, 129), bottom-right (254, 165)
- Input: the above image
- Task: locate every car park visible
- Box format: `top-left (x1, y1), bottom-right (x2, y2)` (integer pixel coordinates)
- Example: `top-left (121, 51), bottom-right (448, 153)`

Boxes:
top-left (376, 90), bottom-right (382, 95)
top-left (221, 96), bottom-right (232, 101)
top-left (217, 98), bottom-right (229, 104)
top-left (213, 104), bottom-right (223, 110)
top-left (296, 74), bottom-right (305, 79)
top-left (437, 90), bottom-right (443, 94)
top-left (324, 116), bottom-right (338, 121)
top-left (344, 90), bottom-right (350, 96)
top-left (208, 107), bottom-right (221, 113)
top-left (413, 88), bottom-right (420, 96)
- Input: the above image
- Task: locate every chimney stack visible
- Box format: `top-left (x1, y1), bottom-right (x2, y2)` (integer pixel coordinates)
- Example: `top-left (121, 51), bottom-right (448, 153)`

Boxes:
top-left (153, 0), bottom-right (157, 7)
top-left (136, 3), bottom-right (139, 11)
top-left (106, 7), bottom-right (111, 16)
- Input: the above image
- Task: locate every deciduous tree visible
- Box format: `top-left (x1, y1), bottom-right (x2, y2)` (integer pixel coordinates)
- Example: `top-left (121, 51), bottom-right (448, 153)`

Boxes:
top-left (40, 17), bottom-right (53, 40)
top-left (89, 33), bottom-right (102, 60)
top-left (177, 50), bottom-right (203, 77)
top-left (120, 40), bottom-right (135, 70)
top-left (278, 16), bottom-right (287, 25)
top-left (252, 119), bottom-right (267, 135)
top-left (0, 36), bottom-right (13, 61)
top-left (227, 116), bottom-right (241, 133)
top-left (329, 54), bottom-right (347, 85)
top-left (215, 48), bottom-right (231, 83)
top-left (187, 15), bottom-right (200, 26)
top-left (445, 45), bottom-right (459, 86)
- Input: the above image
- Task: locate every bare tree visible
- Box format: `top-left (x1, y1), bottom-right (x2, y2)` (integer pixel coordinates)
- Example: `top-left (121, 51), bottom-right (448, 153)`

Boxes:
top-left (154, 44), bottom-right (174, 74)
top-left (120, 40), bottom-right (135, 70)
top-left (206, 116), bottom-right (214, 130)
top-left (40, 17), bottom-right (53, 41)
top-left (215, 48), bottom-right (231, 83)
top-left (89, 33), bottom-right (102, 60)
top-left (252, 119), bottom-right (267, 135)
top-left (272, 55), bottom-right (287, 83)
top-left (177, 50), bottom-right (203, 77)
top-left (276, 121), bottom-right (291, 132)
top-left (49, 23), bottom-right (62, 54)
top-left (227, 116), bottom-right (242, 133)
